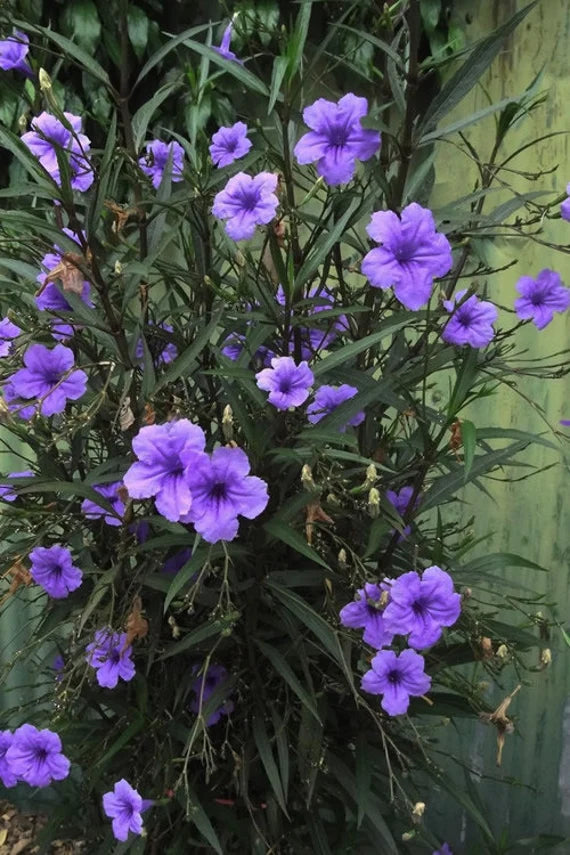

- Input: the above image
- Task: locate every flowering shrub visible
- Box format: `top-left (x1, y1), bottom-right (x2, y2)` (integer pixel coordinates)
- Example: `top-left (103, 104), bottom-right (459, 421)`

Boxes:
top-left (0, 1), bottom-right (568, 852)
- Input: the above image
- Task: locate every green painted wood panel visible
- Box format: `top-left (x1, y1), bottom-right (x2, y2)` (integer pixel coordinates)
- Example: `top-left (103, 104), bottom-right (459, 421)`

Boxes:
top-left (428, 0), bottom-right (570, 846)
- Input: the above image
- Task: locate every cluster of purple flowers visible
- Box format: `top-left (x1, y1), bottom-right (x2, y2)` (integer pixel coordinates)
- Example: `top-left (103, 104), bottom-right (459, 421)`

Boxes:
top-left (0, 724), bottom-right (70, 788)
top-left (124, 420), bottom-right (269, 542)
top-left (340, 566), bottom-right (461, 714)
top-left (22, 112), bottom-right (94, 191)
top-left (86, 629), bottom-right (136, 689)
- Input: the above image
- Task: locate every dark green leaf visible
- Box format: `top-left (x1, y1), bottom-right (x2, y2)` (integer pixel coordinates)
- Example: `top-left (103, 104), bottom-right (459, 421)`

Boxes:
top-left (255, 639), bottom-right (321, 722)
top-left (252, 714), bottom-right (289, 816)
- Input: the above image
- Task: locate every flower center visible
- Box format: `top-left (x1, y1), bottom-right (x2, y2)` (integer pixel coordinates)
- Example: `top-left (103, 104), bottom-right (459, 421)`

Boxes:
top-left (530, 290), bottom-right (545, 306)
top-left (226, 137), bottom-right (238, 152)
top-left (210, 482), bottom-right (227, 501)
top-left (393, 243), bottom-right (413, 262)
top-left (456, 308), bottom-right (472, 327)
top-left (387, 669), bottom-right (401, 685)
top-left (240, 188), bottom-right (261, 212)
top-left (51, 565), bottom-right (62, 577)
top-left (35, 748), bottom-right (48, 762)
top-left (109, 648), bottom-right (121, 664)
top-left (412, 597), bottom-right (428, 616)
top-left (278, 378), bottom-right (292, 393)
top-left (328, 123), bottom-right (350, 147)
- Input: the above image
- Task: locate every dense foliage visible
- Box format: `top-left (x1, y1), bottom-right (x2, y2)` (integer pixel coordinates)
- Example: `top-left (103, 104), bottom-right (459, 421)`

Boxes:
top-left (0, 0), bottom-right (568, 852)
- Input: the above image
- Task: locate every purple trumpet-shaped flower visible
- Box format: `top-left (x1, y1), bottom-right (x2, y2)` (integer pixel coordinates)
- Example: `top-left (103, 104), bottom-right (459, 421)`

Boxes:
top-left (182, 446), bottom-right (269, 543)
top-left (294, 94), bottom-right (380, 185)
top-left (307, 384), bottom-right (364, 431)
top-left (0, 318), bottom-right (21, 357)
top-left (210, 122), bottom-right (252, 167)
top-left (7, 343), bottom-right (87, 417)
top-left (190, 664), bottom-right (234, 726)
top-left (433, 845), bottom-right (453, 855)
top-left (0, 31), bottom-right (30, 75)
top-left (103, 779), bottom-right (144, 842)
top-left (339, 582), bottom-right (393, 649)
top-left (386, 486), bottom-right (420, 539)
top-left (81, 482), bottom-right (126, 527)
top-left (0, 470), bottom-right (33, 502)
top-left (29, 544), bottom-right (83, 599)
top-left (442, 289), bottom-right (498, 348)
top-left (514, 269), bottom-right (570, 330)
top-left (135, 321), bottom-right (178, 366)
top-left (21, 112), bottom-right (94, 191)
top-left (361, 648), bottom-right (431, 715)
top-left (123, 420), bottom-right (206, 523)
top-left (561, 183), bottom-right (570, 222)
top-left (6, 724), bottom-right (70, 787)
top-left (2, 381), bottom-right (35, 421)
top-left (212, 171), bottom-right (279, 240)
top-left (213, 21), bottom-right (242, 63)
top-left (86, 629), bottom-right (135, 689)
top-left (383, 566), bottom-right (461, 649)
top-left (0, 731), bottom-right (18, 788)
top-left (139, 140), bottom-right (185, 189)
top-left (255, 356), bottom-right (314, 410)
top-left (36, 229), bottom-right (92, 340)
top-left (361, 203), bottom-right (453, 310)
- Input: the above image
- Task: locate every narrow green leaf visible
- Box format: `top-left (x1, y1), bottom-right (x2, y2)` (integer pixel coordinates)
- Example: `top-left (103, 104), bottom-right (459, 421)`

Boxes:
top-left (0, 126), bottom-right (60, 195)
top-left (266, 581), bottom-right (340, 664)
top-left (294, 198), bottom-right (359, 293)
top-left (268, 55), bottom-right (288, 114)
top-left (25, 23), bottom-right (112, 87)
top-left (127, 6), bottom-right (149, 60)
top-left (154, 310), bottom-right (222, 392)
top-left (336, 25), bottom-right (404, 69)
top-left (286, 0), bottom-right (312, 80)
top-left (461, 419), bottom-right (477, 480)
top-left (132, 82), bottom-right (181, 151)
top-left (158, 621), bottom-right (223, 661)
top-left (255, 639), bottom-right (321, 722)
top-left (460, 552), bottom-right (549, 575)
top-left (313, 314), bottom-right (412, 377)
top-left (355, 732), bottom-right (372, 829)
top-left (297, 701), bottom-right (324, 807)
top-left (180, 39), bottom-right (269, 96)
top-left (264, 519), bottom-right (330, 570)
top-left (185, 786), bottom-right (224, 855)
top-left (252, 714), bottom-right (289, 816)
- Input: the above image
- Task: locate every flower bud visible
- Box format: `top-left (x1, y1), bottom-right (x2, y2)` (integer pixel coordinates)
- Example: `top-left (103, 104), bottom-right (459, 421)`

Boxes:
top-left (18, 114), bottom-right (28, 134)
top-left (235, 250), bottom-right (246, 267)
top-left (301, 464), bottom-right (317, 491)
top-left (203, 275), bottom-right (214, 287)
top-left (167, 616), bottom-right (181, 639)
top-left (367, 487), bottom-right (380, 518)
top-left (338, 548), bottom-right (348, 570)
top-left (222, 404), bottom-right (234, 441)
top-left (39, 68), bottom-right (52, 91)
top-left (540, 648), bottom-right (552, 668)
top-left (114, 260), bottom-right (123, 275)
top-left (401, 831), bottom-right (415, 842)
top-left (412, 801), bottom-right (425, 818)
top-left (496, 644), bottom-right (509, 659)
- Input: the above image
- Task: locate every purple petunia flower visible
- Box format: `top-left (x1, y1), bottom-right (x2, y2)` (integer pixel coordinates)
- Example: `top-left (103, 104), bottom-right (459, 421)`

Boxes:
top-left (36, 229), bottom-right (92, 340)
top-left (307, 384), bottom-right (364, 431)
top-left (383, 566), bottom-right (461, 649)
top-left (561, 420), bottom-right (570, 427)
top-left (0, 30), bottom-right (30, 75)
top-left (21, 112), bottom-right (94, 191)
top-left (433, 845), bottom-right (453, 855)
top-left (255, 356), bottom-right (314, 410)
top-left (0, 731), bottom-right (17, 788)
top-left (103, 779), bottom-right (144, 842)
top-left (2, 381), bottom-right (36, 421)
top-left (213, 21), bottom-right (242, 63)
top-left (123, 420), bottom-right (206, 523)
top-left (190, 663), bottom-right (234, 726)
top-left (6, 724), bottom-right (70, 787)
top-left (86, 629), bottom-right (135, 689)
top-left (81, 482), bottom-right (126, 527)
top-left (386, 485), bottom-right (420, 539)
top-left (561, 183), bottom-right (570, 222)
top-left (0, 318), bottom-right (21, 357)
top-left (138, 140), bottom-right (184, 189)
top-left (182, 446), bottom-right (269, 543)
top-left (163, 547), bottom-right (192, 574)
top-left (294, 94), bottom-right (380, 185)
top-left (514, 269), bottom-right (570, 330)
top-left (135, 322), bottom-right (178, 366)
top-left (0, 470), bottom-right (34, 502)
top-left (361, 648), bottom-right (431, 715)
top-left (29, 544), bottom-right (83, 599)
top-left (442, 289), bottom-right (498, 348)
top-left (212, 171), bottom-right (279, 240)
top-left (361, 203), bottom-right (453, 310)
top-left (210, 122), bottom-right (252, 167)
top-left (339, 582), bottom-right (393, 649)
top-left (6, 343), bottom-right (87, 417)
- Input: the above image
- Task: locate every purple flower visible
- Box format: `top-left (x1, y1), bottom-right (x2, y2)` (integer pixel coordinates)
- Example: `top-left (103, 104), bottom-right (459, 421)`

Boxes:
top-left (210, 122), bottom-right (252, 167)
top-left (307, 384), bottom-right (364, 431)
top-left (386, 486), bottom-right (419, 539)
top-left (86, 629), bottom-right (135, 689)
top-left (442, 289), bottom-right (498, 348)
top-left (0, 30), bottom-right (30, 75)
top-left (2, 382), bottom-right (36, 421)
top-left (29, 544), bottom-right (83, 599)
top-left (560, 420), bottom-right (570, 427)
top-left (514, 269), bottom-right (570, 330)
top-left (163, 547), bottom-right (192, 575)
top-left (53, 654), bottom-right (65, 683)
top-left (276, 284), bottom-right (348, 356)
top-left (190, 664), bottom-right (234, 726)
top-left (182, 446), bottom-right (269, 543)
top-left (433, 845), bottom-right (453, 855)
top-left (21, 112), bottom-right (94, 191)
top-left (135, 322), bottom-right (178, 366)
top-left (222, 333), bottom-right (246, 360)
top-left (0, 318), bottom-right (21, 357)
top-left (383, 566), bottom-right (461, 649)
top-left (255, 356), bottom-right (314, 410)
top-left (6, 343), bottom-right (87, 416)
top-left (213, 22), bottom-right (242, 63)
top-left (123, 420), bottom-right (206, 523)
top-left (6, 724), bottom-right (70, 787)
top-left (81, 482), bottom-right (126, 527)
top-left (212, 172), bottom-right (279, 240)
top-left (339, 582), bottom-right (393, 649)
top-left (138, 140), bottom-right (184, 189)
top-left (361, 203), bottom-right (453, 310)
top-left (36, 230), bottom-right (92, 340)
top-left (561, 183), bottom-right (570, 222)
top-left (0, 731), bottom-right (17, 788)
top-left (0, 470), bottom-right (34, 502)
top-left (103, 779), bottom-right (144, 842)
top-left (361, 648), bottom-right (431, 715)
top-left (294, 94), bottom-right (380, 185)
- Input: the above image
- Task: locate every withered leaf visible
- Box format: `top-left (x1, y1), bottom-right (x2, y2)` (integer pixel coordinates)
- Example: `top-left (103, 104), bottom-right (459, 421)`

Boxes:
top-left (122, 595), bottom-right (148, 651)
